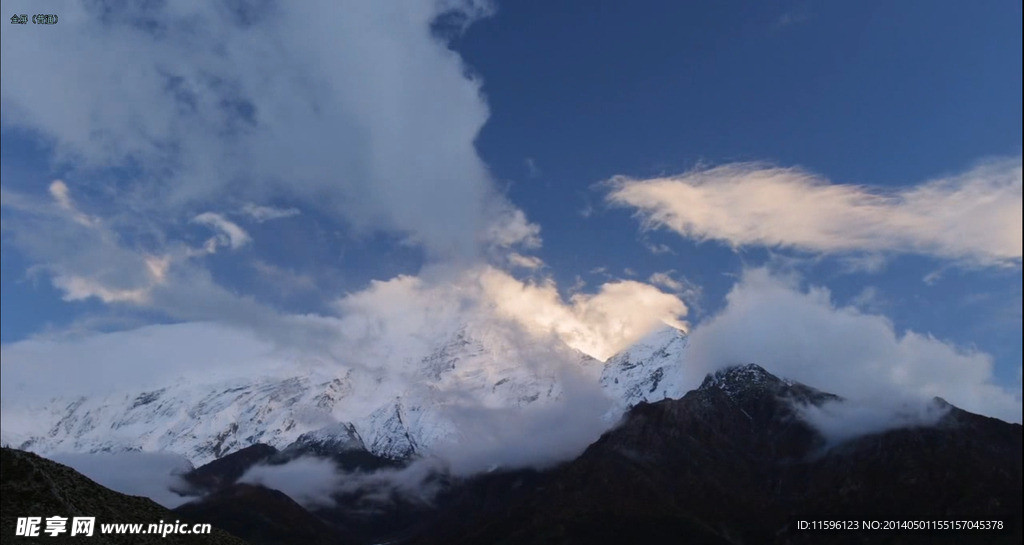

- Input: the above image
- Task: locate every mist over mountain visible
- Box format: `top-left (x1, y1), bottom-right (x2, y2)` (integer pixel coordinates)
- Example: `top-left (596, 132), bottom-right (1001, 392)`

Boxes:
top-left (165, 363), bottom-right (1020, 545)
top-left (4, 323), bottom-right (1000, 480)
top-left (4, 326), bottom-right (1017, 544)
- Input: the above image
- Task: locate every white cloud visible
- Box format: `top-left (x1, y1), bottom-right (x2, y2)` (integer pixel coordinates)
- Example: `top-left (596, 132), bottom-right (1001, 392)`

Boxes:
top-left (430, 372), bottom-right (614, 474)
top-left (607, 159), bottom-right (1023, 266)
top-left (52, 275), bottom-right (151, 304)
top-left (648, 271), bottom-right (684, 292)
top-left (50, 452), bottom-right (194, 509)
top-left (923, 269), bottom-right (944, 285)
top-left (506, 252), bottom-right (544, 269)
top-left (796, 397), bottom-right (950, 445)
top-left (848, 285), bottom-right (886, 314)
top-left (1, 0), bottom-right (516, 258)
top-left (47, 180), bottom-right (97, 227)
top-left (0, 322), bottom-right (281, 404)
top-left (2, 184), bottom-right (170, 305)
top-left (642, 241), bottom-right (674, 255)
top-left (240, 203), bottom-right (300, 223)
top-left (47, 180), bottom-right (74, 211)
top-left (331, 265), bottom-right (688, 363)
top-left (192, 212), bottom-right (252, 251)
top-left (240, 456), bottom-right (343, 508)
top-left (477, 267), bottom-right (688, 360)
top-left (482, 207), bottom-right (542, 250)
top-left (686, 269), bottom-right (1021, 423)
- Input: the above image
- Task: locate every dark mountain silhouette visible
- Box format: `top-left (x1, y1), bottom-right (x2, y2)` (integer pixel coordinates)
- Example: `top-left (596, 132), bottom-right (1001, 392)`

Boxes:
top-left (1, 447), bottom-right (247, 544)
top-left (175, 483), bottom-right (350, 545)
top-left (182, 444), bottom-right (278, 493)
top-left (175, 428), bottom-right (428, 544)
top-left (411, 364), bottom-right (1022, 545)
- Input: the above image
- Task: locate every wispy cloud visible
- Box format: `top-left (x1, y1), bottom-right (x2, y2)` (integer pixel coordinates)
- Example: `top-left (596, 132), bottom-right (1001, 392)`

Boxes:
top-left (647, 271), bottom-right (684, 292)
top-left (47, 180), bottom-right (97, 227)
top-left (2, 182), bottom-right (169, 305)
top-left (251, 260), bottom-right (318, 293)
top-left (192, 212), bottom-right (252, 251)
top-left (772, 11), bottom-right (811, 31)
top-left (506, 252), bottom-right (544, 269)
top-left (607, 159), bottom-right (1023, 266)
top-left (240, 203), bottom-right (301, 223)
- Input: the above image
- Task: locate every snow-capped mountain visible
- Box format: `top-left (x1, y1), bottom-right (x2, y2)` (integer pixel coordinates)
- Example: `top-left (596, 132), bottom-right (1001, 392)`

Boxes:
top-left (11, 372), bottom-right (357, 464)
top-left (600, 325), bottom-right (689, 406)
top-left (3, 324), bottom-right (688, 465)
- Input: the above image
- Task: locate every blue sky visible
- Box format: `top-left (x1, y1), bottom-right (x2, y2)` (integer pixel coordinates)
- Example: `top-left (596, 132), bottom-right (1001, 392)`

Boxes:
top-left (1, 1), bottom-right (1021, 420)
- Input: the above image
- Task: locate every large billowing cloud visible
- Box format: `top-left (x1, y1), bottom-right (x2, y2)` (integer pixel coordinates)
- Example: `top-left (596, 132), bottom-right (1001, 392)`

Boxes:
top-left (0, 0), bottom-right (551, 356)
top-left (476, 268), bottom-right (688, 360)
top-left (334, 265), bottom-right (688, 363)
top-left (686, 269), bottom-right (1021, 423)
top-left (1, 0), bottom-right (527, 258)
top-left (607, 159), bottom-right (1022, 266)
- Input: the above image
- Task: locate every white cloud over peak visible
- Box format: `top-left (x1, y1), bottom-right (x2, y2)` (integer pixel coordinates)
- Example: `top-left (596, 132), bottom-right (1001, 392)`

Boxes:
top-left (607, 159), bottom-right (1022, 266)
top-left (686, 268), bottom-right (1021, 423)
top-left (477, 268), bottom-right (688, 360)
top-left (332, 265), bottom-right (688, 363)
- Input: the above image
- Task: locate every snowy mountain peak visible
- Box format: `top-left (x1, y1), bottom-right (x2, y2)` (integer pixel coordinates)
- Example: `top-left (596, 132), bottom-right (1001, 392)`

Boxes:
top-left (696, 364), bottom-right (841, 411)
top-left (288, 422), bottom-right (366, 455)
top-left (698, 364), bottom-right (785, 398)
top-left (363, 401), bottom-right (419, 460)
top-left (5, 322), bottom-right (696, 466)
top-left (600, 324), bottom-right (689, 407)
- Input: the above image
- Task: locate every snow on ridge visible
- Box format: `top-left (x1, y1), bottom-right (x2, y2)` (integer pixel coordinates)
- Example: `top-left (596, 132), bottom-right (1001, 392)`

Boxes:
top-left (600, 324), bottom-right (689, 407)
top-left (6, 322), bottom-right (691, 465)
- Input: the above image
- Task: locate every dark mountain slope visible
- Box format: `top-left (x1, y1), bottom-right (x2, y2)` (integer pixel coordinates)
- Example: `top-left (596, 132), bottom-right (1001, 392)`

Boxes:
top-left (174, 429), bottom-right (426, 545)
top-left (175, 483), bottom-right (350, 545)
top-left (413, 364), bottom-right (1022, 545)
top-left (182, 443), bottom-right (278, 493)
top-left (1, 447), bottom-right (248, 544)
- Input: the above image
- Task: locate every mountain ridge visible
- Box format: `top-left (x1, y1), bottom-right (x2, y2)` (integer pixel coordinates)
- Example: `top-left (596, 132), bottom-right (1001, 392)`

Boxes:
top-left (2, 324), bottom-right (681, 465)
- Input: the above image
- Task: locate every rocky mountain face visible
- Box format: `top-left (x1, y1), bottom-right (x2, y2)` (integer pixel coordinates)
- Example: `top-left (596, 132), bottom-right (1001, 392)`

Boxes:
top-left (4, 325), bottom-right (674, 465)
top-left (163, 364), bottom-right (1021, 545)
